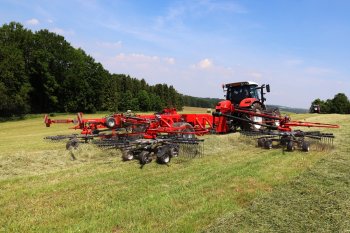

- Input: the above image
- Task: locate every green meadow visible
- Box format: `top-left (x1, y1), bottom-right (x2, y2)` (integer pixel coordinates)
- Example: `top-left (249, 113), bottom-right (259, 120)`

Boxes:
top-left (0, 109), bottom-right (349, 232)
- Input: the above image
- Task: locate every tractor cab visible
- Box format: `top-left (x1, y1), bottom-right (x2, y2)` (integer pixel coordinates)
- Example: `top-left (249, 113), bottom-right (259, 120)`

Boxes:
top-left (223, 81), bottom-right (270, 108)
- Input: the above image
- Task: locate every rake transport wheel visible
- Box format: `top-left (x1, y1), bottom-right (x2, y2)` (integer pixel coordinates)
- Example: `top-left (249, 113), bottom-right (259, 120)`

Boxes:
top-left (286, 141), bottom-right (295, 152)
top-left (122, 149), bottom-right (134, 161)
top-left (264, 139), bottom-right (273, 149)
top-left (302, 141), bottom-right (310, 152)
top-left (257, 138), bottom-right (266, 147)
top-left (169, 146), bottom-right (179, 157)
top-left (172, 122), bottom-right (195, 139)
top-left (66, 138), bottom-right (79, 150)
top-left (156, 146), bottom-right (171, 164)
top-left (139, 151), bottom-right (152, 165)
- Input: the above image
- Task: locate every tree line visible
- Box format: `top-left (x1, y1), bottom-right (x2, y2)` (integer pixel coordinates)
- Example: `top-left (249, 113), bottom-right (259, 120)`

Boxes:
top-left (182, 95), bottom-right (222, 108)
top-left (0, 22), bottom-right (184, 117)
top-left (310, 93), bottom-right (350, 114)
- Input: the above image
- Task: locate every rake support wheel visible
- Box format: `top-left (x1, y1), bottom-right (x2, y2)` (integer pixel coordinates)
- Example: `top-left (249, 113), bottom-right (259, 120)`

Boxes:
top-left (264, 139), bottom-right (273, 149)
top-left (122, 150), bottom-right (134, 161)
top-left (302, 141), bottom-right (310, 152)
top-left (258, 138), bottom-right (266, 147)
top-left (66, 138), bottom-right (79, 150)
top-left (286, 141), bottom-right (295, 151)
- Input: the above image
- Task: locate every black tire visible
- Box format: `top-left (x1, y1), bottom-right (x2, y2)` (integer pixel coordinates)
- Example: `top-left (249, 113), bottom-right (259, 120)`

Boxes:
top-left (105, 117), bottom-right (116, 129)
top-left (264, 139), bottom-right (272, 149)
top-left (66, 138), bottom-right (79, 150)
top-left (302, 141), bottom-right (310, 152)
top-left (286, 141), bottom-right (295, 151)
top-left (258, 138), bottom-right (266, 147)
top-left (139, 151), bottom-right (152, 165)
top-left (157, 152), bottom-right (171, 164)
top-left (172, 122), bottom-right (195, 139)
top-left (280, 136), bottom-right (290, 146)
top-left (169, 146), bottom-right (179, 157)
top-left (122, 150), bottom-right (134, 161)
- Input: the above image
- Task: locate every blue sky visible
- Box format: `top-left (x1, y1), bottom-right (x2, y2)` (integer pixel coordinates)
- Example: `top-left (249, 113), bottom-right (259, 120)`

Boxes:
top-left (1, 0), bottom-right (349, 108)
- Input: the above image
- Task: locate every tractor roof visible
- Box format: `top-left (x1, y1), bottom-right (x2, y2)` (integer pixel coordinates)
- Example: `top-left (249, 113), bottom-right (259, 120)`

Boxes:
top-left (224, 81), bottom-right (258, 87)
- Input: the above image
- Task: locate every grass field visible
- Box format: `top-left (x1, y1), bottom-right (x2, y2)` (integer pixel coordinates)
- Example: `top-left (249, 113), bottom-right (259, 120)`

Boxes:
top-left (0, 108), bottom-right (349, 232)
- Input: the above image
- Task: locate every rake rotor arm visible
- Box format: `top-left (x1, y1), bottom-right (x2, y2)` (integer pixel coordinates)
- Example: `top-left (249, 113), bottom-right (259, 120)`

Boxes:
top-left (281, 121), bottom-right (340, 129)
top-left (212, 111), bottom-right (278, 130)
top-left (44, 114), bottom-right (77, 127)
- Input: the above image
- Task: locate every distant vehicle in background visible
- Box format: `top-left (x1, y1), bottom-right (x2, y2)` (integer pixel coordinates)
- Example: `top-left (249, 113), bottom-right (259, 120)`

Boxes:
top-left (311, 104), bottom-right (321, 113)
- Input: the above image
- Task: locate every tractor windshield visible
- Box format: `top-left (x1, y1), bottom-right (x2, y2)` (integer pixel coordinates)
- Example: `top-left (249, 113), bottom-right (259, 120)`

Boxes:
top-left (226, 85), bottom-right (260, 104)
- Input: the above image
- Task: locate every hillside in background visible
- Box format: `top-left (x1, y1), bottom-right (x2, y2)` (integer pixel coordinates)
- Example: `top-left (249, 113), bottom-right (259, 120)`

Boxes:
top-left (267, 105), bottom-right (308, 114)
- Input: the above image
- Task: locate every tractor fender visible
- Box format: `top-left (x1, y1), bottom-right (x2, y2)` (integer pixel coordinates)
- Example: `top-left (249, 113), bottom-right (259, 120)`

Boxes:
top-left (238, 98), bottom-right (259, 108)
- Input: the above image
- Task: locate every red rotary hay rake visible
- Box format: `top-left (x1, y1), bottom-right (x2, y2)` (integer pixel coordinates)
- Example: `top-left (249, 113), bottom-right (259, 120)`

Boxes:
top-left (44, 81), bottom-right (339, 165)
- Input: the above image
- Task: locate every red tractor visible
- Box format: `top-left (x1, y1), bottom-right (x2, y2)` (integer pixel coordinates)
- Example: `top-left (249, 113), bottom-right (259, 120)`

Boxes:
top-left (213, 81), bottom-right (280, 133)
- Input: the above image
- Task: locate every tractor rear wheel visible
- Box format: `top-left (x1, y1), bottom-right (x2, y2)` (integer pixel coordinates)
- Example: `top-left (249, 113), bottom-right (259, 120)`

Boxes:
top-left (266, 108), bottom-right (281, 127)
top-left (242, 103), bottom-right (264, 131)
top-left (172, 122), bottom-right (195, 139)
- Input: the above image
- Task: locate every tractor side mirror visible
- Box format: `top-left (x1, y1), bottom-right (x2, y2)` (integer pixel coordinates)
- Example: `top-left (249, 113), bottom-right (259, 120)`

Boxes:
top-left (266, 84), bottom-right (270, 93)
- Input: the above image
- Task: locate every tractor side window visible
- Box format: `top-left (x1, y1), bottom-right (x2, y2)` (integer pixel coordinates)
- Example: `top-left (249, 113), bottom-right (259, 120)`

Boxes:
top-left (230, 87), bottom-right (244, 104)
top-left (249, 86), bottom-right (260, 100)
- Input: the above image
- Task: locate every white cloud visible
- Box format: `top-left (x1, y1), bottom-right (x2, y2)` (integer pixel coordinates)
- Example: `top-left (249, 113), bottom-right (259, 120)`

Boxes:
top-left (164, 57), bottom-right (176, 65)
top-left (50, 28), bottom-right (75, 36)
top-left (26, 18), bottom-right (39, 25)
top-left (194, 58), bottom-right (213, 69)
